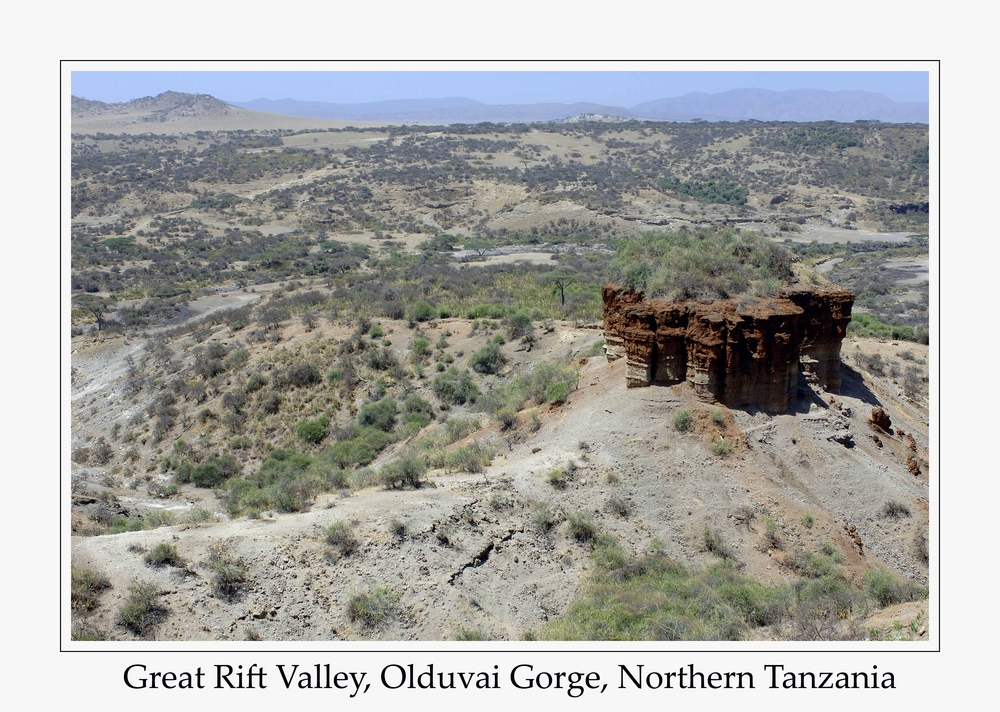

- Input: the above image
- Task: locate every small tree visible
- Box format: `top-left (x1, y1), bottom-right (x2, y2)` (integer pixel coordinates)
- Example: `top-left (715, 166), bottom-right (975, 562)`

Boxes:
top-left (539, 267), bottom-right (579, 306)
top-left (73, 294), bottom-right (115, 330)
top-left (258, 306), bottom-right (290, 331)
top-left (464, 239), bottom-right (492, 258)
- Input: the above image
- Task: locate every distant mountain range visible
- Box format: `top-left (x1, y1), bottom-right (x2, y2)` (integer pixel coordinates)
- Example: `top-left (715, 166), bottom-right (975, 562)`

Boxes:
top-left (232, 88), bottom-right (928, 124)
top-left (72, 91), bottom-right (239, 121)
top-left (72, 88), bottom-right (928, 126)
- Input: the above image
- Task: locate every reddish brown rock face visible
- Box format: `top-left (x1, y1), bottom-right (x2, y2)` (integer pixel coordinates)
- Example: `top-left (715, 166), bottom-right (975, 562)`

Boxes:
top-left (868, 407), bottom-right (892, 432)
top-left (602, 283), bottom-right (854, 412)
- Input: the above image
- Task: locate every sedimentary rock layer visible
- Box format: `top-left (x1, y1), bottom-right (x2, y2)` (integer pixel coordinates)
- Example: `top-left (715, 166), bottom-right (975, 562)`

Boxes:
top-left (602, 283), bottom-right (853, 411)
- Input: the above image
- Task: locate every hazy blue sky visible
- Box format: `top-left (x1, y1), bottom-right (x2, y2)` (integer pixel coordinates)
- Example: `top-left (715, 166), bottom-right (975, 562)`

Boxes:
top-left (72, 70), bottom-right (929, 105)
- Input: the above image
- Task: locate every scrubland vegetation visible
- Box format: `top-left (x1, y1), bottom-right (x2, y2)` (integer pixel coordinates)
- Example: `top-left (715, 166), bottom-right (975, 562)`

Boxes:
top-left (70, 103), bottom-right (930, 641)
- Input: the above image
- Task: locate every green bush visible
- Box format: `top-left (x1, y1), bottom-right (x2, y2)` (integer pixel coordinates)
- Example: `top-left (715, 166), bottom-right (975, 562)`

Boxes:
top-left (329, 427), bottom-right (394, 468)
top-left (71, 623), bottom-right (107, 641)
top-left (379, 457), bottom-right (427, 489)
top-left (230, 435), bottom-right (253, 450)
top-left (496, 406), bottom-right (518, 430)
top-left (673, 409), bottom-right (693, 432)
top-left (210, 544), bottom-right (247, 601)
top-left (466, 303), bottom-right (513, 319)
top-left (358, 398), bottom-right (397, 432)
top-left (367, 346), bottom-right (399, 371)
top-left (402, 394), bottom-right (434, 418)
top-left (529, 411), bottom-right (542, 431)
top-left (582, 338), bottom-right (605, 358)
top-left (260, 391), bottom-right (281, 414)
top-left (444, 443), bottom-right (494, 473)
top-left (398, 395), bottom-right (434, 436)
top-left (143, 509), bottom-right (177, 528)
top-left (295, 415), bottom-right (330, 444)
top-left (409, 336), bottom-right (431, 360)
top-left (351, 467), bottom-right (379, 489)
top-left (476, 361), bottom-right (577, 416)
top-left (788, 549), bottom-right (840, 578)
top-left (545, 380), bottom-right (570, 404)
top-left (108, 516), bottom-right (147, 534)
top-left (183, 507), bottom-right (216, 524)
top-left (658, 177), bottom-right (749, 205)
top-left (116, 581), bottom-right (164, 636)
top-left (220, 448), bottom-right (348, 518)
top-left (505, 310), bottom-right (534, 339)
top-left (470, 343), bottom-right (506, 374)
top-left (711, 439), bottom-right (733, 456)
top-left (348, 586), bottom-right (399, 627)
top-left (71, 567), bottom-right (111, 612)
top-left (540, 542), bottom-right (791, 641)
top-left (413, 418), bottom-right (482, 465)
top-left (763, 518), bottom-right (782, 550)
top-left (144, 542), bottom-right (182, 567)
top-left (324, 521), bottom-right (359, 557)
top-left (847, 313), bottom-right (928, 345)
top-left (863, 568), bottom-right (927, 608)
top-left (432, 367), bottom-right (479, 405)
top-left (409, 301), bottom-right (435, 322)
top-left (223, 348), bottom-right (249, 371)
top-left (532, 501), bottom-right (554, 530)
top-left (399, 410), bottom-right (433, 438)
top-left (191, 455), bottom-right (241, 487)
top-left (567, 511), bottom-right (598, 542)
top-left (389, 519), bottom-right (407, 539)
top-left (213, 561), bottom-right (247, 600)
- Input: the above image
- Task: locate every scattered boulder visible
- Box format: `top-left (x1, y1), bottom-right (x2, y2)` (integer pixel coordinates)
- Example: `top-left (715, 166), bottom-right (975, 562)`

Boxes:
top-left (826, 417), bottom-right (853, 446)
top-left (868, 407), bottom-right (891, 432)
top-left (843, 521), bottom-right (864, 555)
top-left (827, 430), bottom-right (854, 446)
top-left (907, 456), bottom-right (921, 476)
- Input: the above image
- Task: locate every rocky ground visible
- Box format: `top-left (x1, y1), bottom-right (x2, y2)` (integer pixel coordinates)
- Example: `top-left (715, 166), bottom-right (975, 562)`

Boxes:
top-left (70, 300), bottom-right (930, 642)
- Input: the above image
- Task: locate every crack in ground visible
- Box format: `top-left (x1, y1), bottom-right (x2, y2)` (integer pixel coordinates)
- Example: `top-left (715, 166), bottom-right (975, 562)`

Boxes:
top-left (448, 528), bottom-right (518, 585)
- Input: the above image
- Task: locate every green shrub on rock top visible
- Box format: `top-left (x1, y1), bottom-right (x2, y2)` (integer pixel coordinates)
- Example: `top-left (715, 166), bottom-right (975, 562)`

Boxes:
top-left (609, 229), bottom-right (798, 301)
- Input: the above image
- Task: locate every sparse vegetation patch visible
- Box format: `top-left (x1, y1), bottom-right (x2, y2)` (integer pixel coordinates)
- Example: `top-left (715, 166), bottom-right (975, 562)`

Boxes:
top-left (348, 586), bottom-right (400, 627)
top-left (610, 229), bottom-right (797, 301)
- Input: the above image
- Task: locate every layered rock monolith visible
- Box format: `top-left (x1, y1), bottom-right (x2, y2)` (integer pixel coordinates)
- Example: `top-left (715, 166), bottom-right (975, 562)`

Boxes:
top-left (602, 283), bottom-right (854, 411)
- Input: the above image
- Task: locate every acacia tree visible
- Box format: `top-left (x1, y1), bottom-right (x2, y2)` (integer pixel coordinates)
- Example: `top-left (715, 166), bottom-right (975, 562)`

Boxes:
top-left (539, 267), bottom-right (579, 306)
top-left (73, 294), bottom-right (115, 330)
top-left (464, 239), bottom-right (492, 258)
